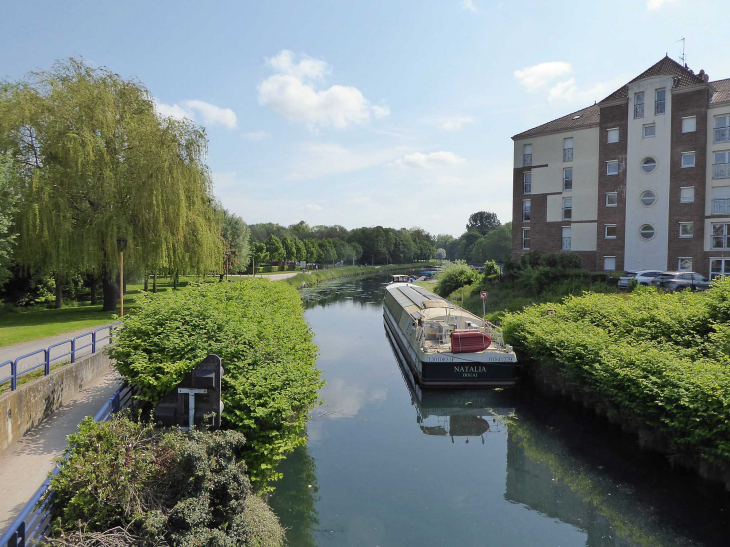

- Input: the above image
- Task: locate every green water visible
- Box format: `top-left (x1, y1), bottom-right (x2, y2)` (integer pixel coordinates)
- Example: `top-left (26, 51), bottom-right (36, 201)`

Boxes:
top-left (269, 276), bottom-right (730, 546)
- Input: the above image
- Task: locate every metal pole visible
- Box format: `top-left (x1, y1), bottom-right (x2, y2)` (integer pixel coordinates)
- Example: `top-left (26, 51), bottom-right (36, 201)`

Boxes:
top-left (119, 251), bottom-right (124, 317)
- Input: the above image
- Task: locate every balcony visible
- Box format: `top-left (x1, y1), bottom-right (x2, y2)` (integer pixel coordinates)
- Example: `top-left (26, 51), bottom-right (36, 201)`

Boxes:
top-left (634, 103), bottom-right (644, 119)
top-left (563, 148), bottom-right (573, 162)
top-left (712, 198), bottom-right (730, 215)
top-left (561, 237), bottom-right (571, 251)
top-left (714, 163), bottom-right (730, 179)
top-left (715, 128), bottom-right (730, 143)
top-left (655, 101), bottom-right (665, 115)
top-left (523, 154), bottom-right (532, 167)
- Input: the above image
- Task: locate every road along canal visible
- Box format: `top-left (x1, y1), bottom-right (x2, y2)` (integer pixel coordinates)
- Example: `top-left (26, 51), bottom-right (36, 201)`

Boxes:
top-left (269, 275), bottom-right (730, 546)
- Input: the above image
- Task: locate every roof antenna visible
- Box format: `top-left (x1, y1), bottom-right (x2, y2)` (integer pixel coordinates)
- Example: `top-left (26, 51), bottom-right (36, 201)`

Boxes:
top-left (677, 37), bottom-right (686, 66)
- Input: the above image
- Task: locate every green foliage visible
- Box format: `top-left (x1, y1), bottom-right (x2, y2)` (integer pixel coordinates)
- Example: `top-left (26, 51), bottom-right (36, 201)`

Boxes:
top-left (46, 415), bottom-right (284, 546)
top-left (109, 280), bottom-right (322, 487)
top-left (221, 209), bottom-right (251, 273)
top-left (466, 210), bottom-right (501, 235)
top-left (469, 225), bottom-right (512, 264)
top-left (502, 278), bottom-right (730, 469)
top-left (264, 234), bottom-right (285, 262)
top-left (0, 156), bottom-right (17, 287)
top-left (482, 260), bottom-right (501, 279)
top-left (435, 261), bottom-right (479, 296)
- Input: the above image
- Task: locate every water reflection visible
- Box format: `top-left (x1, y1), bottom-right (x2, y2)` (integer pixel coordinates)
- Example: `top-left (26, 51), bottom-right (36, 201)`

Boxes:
top-left (270, 275), bottom-right (730, 546)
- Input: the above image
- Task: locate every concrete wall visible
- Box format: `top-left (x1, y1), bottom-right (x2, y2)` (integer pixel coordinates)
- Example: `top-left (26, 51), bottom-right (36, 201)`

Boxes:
top-left (0, 351), bottom-right (112, 454)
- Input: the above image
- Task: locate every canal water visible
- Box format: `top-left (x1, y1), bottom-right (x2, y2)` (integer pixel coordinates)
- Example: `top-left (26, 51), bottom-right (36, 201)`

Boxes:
top-left (269, 275), bottom-right (730, 546)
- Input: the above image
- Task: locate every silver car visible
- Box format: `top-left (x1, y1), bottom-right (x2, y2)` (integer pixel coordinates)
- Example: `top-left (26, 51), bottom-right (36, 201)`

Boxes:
top-left (617, 270), bottom-right (662, 289)
top-left (650, 271), bottom-right (711, 292)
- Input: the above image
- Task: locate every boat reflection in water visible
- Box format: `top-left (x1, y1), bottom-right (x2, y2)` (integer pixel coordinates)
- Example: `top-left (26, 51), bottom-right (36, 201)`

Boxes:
top-left (385, 322), bottom-right (515, 445)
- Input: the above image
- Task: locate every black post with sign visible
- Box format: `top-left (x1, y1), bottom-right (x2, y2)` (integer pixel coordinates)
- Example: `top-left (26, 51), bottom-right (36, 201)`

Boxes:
top-left (153, 354), bottom-right (224, 430)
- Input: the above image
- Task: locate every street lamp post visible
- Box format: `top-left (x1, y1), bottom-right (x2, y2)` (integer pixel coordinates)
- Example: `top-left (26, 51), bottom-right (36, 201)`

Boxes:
top-left (116, 237), bottom-right (128, 317)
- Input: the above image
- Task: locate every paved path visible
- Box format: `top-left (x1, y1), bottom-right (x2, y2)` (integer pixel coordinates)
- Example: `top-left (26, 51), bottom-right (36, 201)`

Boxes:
top-left (0, 326), bottom-right (114, 378)
top-left (0, 369), bottom-right (121, 531)
top-left (233, 272), bottom-right (305, 282)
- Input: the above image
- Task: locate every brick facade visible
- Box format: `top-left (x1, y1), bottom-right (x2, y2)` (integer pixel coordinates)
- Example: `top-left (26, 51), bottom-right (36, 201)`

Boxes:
top-left (595, 102), bottom-right (629, 272)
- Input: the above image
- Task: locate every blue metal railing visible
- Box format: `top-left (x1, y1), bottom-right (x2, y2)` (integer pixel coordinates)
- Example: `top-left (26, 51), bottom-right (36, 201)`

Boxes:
top-left (0, 383), bottom-right (137, 546)
top-left (0, 323), bottom-right (121, 392)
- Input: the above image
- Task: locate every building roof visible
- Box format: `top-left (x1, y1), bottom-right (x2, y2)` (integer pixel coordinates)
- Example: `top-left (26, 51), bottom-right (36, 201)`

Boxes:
top-left (599, 55), bottom-right (705, 103)
top-left (512, 104), bottom-right (600, 140)
top-left (513, 56), bottom-right (711, 140)
top-left (710, 78), bottom-right (730, 104)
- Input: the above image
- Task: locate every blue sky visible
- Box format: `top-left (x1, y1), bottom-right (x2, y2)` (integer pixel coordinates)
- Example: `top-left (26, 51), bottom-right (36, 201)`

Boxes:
top-left (1, 0), bottom-right (726, 236)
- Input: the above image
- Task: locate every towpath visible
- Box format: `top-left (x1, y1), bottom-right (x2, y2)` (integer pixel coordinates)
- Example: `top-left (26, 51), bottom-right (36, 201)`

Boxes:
top-left (0, 369), bottom-right (121, 531)
top-left (234, 272), bottom-right (305, 281)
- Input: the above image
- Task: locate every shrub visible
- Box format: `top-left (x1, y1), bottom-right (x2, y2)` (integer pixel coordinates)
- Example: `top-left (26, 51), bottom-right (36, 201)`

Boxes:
top-left (110, 280), bottom-right (322, 487)
top-left (482, 260), bottom-right (501, 280)
top-left (46, 415), bottom-right (285, 546)
top-left (435, 261), bottom-right (479, 296)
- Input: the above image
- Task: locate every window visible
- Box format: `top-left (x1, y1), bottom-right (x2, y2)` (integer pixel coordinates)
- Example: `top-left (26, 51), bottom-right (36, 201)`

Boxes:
top-left (682, 116), bottom-right (696, 133)
top-left (715, 116), bottom-right (730, 143)
top-left (639, 224), bottom-right (655, 240)
top-left (678, 258), bottom-right (693, 272)
top-left (680, 187), bottom-right (694, 203)
top-left (523, 172), bottom-right (532, 194)
top-left (681, 152), bottom-right (695, 168)
top-left (604, 256), bottom-right (616, 271)
top-left (711, 258), bottom-right (730, 279)
top-left (523, 144), bottom-right (532, 167)
top-left (563, 168), bottom-right (573, 191)
top-left (711, 223), bottom-right (730, 249)
top-left (606, 192), bottom-right (618, 207)
top-left (640, 190), bottom-right (656, 207)
top-left (607, 160), bottom-right (619, 175)
top-left (521, 228), bottom-right (530, 250)
top-left (634, 92), bottom-right (645, 118)
top-left (562, 227), bottom-right (571, 251)
top-left (641, 157), bottom-right (657, 173)
top-left (562, 197), bottom-right (572, 220)
top-left (522, 199), bottom-right (531, 222)
top-left (713, 151), bottom-right (730, 179)
top-left (643, 124), bottom-right (656, 138)
top-left (605, 224), bottom-right (617, 239)
top-left (563, 138), bottom-right (574, 162)
top-left (655, 89), bottom-right (666, 114)
top-left (679, 222), bottom-right (693, 238)
top-left (607, 128), bottom-right (619, 143)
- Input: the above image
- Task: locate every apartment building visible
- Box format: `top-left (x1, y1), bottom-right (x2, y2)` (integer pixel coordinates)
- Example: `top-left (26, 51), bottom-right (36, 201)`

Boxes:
top-left (511, 56), bottom-right (730, 278)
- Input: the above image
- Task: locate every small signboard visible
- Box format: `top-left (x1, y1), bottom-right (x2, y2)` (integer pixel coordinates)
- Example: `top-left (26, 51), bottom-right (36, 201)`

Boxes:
top-left (480, 291), bottom-right (488, 300)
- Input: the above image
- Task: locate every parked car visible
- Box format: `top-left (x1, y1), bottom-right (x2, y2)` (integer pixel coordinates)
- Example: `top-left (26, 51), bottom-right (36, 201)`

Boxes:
top-left (650, 271), bottom-right (711, 292)
top-left (617, 270), bottom-right (663, 289)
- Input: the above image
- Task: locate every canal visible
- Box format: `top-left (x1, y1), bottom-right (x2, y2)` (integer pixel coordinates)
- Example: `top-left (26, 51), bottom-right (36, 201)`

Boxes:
top-left (269, 275), bottom-right (730, 546)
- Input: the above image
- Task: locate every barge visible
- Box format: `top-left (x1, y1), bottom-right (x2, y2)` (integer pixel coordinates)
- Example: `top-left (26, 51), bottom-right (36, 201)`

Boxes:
top-left (383, 283), bottom-right (520, 387)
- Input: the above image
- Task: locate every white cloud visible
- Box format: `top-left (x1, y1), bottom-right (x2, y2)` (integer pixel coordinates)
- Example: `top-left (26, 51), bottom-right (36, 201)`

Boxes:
top-left (514, 62), bottom-right (572, 93)
top-left (647, 0), bottom-right (678, 10)
top-left (288, 142), bottom-right (411, 180)
top-left (303, 203), bottom-right (323, 211)
top-left (394, 151), bottom-right (466, 169)
top-left (548, 75), bottom-right (626, 104)
top-left (258, 50), bottom-right (389, 130)
top-left (440, 116), bottom-right (474, 131)
top-left (243, 130), bottom-right (270, 141)
top-left (154, 99), bottom-right (237, 128)
top-left (462, 0), bottom-right (477, 12)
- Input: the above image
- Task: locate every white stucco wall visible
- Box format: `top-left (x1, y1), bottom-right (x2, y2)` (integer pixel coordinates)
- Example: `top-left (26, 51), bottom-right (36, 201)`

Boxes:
top-left (623, 76), bottom-right (674, 271)
top-left (707, 103), bottom-right (730, 215)
top-left (571, 222), bottom-right (597, 251)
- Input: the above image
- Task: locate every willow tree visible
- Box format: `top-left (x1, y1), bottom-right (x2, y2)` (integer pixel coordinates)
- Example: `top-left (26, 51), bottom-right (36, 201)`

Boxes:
top-left (0, 58), bottom-right (222, 310)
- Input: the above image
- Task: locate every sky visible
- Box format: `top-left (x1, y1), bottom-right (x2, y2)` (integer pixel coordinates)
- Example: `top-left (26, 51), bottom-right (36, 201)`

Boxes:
top-left (1, 0), bottom-right (727, 237)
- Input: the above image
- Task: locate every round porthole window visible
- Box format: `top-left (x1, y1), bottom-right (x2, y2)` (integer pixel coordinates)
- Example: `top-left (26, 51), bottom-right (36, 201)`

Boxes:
top-left (639, 224), bottom-right (655, 240)
top-left (641, 157), bottom-right (657, 173)
top-left (640, 190), bottom-right (657, 207)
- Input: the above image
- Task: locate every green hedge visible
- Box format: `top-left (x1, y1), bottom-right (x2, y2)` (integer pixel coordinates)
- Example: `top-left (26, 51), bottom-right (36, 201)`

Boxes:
top-left (110, 280), bottom-right (323, 488)
top-left (46, 415), bottom-right (284, 546)
top-left (284, 263), bottom-right (431, 288)
top-left (502, 280), bottom-right (730, 468)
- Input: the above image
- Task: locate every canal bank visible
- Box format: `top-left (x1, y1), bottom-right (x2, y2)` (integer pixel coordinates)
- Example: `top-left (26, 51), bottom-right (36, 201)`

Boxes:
top-left (269, 275), bottom-right (730, 546)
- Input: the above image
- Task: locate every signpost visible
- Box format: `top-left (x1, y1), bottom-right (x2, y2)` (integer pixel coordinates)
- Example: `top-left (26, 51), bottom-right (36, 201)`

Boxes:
top-left (480, 291), bottom-right (488, 318)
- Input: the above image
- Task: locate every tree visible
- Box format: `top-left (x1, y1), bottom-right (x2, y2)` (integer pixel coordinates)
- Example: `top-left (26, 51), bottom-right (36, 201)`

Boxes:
top-left (436, 234), bottom-right (455, 250)
top-left (436, 248), bottom-right (446, 260)
top-left (466, 211), bottom-right (501, 236)
top-left (265, 234), bottom-right (285, 262)
top-left (281, 236), bottom-right (295, 262)
top-left (349, 242), bottom-right (362, 265)
top-left (391, 231), bottom-right (415, 263)
top-left (321, 240), bottom-right (337, 266)
top-left (221, 209), bottom-right (251, 274)
top-left (304, 239), bottom-right (321, 263)
top-left (294, 237), bottom-right (307, 262)
top-left (469, 225), bottom-right (512, 264)
top-left (0, 58), bottom-right (222, 311)
top-left (250, 242), bottom-right (268, 274)
top-left (0, 156), bottom-right (17, 287)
